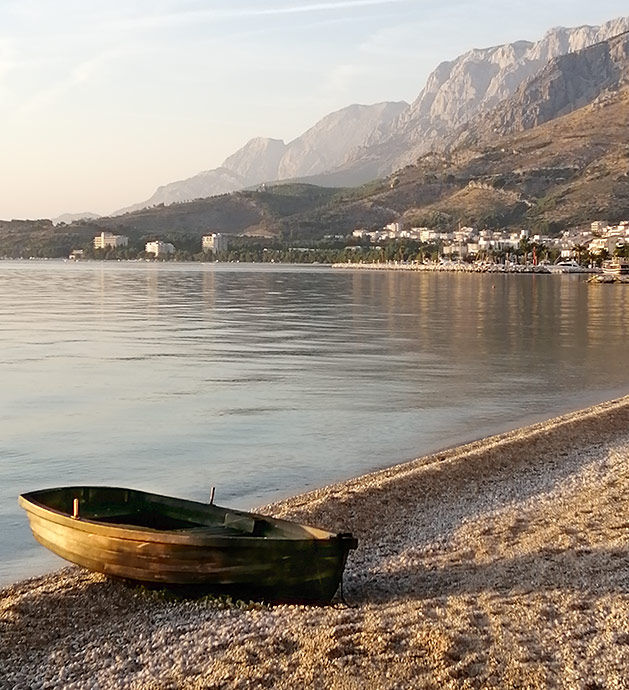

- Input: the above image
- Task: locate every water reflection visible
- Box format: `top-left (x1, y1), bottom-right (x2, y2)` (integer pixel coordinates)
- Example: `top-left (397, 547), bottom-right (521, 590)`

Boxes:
top-left (0, 262), bottom-right (628, 583)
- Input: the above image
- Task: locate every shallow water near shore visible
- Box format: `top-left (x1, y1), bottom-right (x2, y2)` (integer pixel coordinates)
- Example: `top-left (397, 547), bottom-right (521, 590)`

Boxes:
top-left (1, 260), bottom-right (628, 584)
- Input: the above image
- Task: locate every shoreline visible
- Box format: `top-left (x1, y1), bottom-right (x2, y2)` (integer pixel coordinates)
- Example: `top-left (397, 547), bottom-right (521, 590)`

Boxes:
top-left (2, 395), bottom-right (629, 688)
top-left (332, 261), bottom-right (598, 274)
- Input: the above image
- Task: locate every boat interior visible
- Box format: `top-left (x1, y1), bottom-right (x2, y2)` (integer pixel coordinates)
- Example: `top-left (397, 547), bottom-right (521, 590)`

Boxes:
top-left (20, 486), bottom-right (327, 540)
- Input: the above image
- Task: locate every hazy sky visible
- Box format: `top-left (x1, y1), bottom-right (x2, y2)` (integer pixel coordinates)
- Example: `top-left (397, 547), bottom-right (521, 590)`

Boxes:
top-left (1, 0), bottom-right (628, 220)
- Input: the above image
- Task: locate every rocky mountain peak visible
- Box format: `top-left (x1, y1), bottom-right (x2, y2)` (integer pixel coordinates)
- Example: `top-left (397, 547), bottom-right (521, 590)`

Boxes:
top-left (455, 29), bottom-right (629, 144)
top-left (222, 137), bottom-right (287, 184)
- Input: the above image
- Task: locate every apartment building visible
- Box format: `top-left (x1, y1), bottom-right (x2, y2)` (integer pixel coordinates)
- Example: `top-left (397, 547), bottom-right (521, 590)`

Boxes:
top-left (202, 233), bottom-right (229, 253)
top-left (93, 231), bottom-right (128, 249)
top-left (145, 241), bottom-right (175, 257)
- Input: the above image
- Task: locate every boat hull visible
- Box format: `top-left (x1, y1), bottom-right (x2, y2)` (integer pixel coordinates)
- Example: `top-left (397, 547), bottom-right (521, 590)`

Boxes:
top-left (602, 259), bottom-right (629, 275)
top-left (19, 487), bottom-right (357, 603)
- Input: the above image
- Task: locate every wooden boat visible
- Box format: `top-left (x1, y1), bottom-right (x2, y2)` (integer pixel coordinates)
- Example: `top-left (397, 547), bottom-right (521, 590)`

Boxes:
top-left (19, 486), bottom-right (358, 603)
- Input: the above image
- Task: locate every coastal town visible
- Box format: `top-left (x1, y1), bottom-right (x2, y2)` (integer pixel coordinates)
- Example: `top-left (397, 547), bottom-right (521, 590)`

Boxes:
top-left (81, 219), bottom-right (629, 262)
top-left (351, 219), bottom-right (629, 265)
top-left (74, 219), bottom-right (629, 279)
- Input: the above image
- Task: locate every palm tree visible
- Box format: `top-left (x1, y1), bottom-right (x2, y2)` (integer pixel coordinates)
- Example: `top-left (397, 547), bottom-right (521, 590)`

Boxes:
top-left (592, 248), bottom-right (610, 268)
top-left (573, 243), bottom-right (589, 265)
top-left (519, 237), bottom-right (532, 264)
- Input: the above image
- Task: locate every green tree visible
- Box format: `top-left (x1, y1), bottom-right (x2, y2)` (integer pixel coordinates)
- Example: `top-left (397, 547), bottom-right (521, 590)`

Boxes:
top-left (573, 243), bottom-right (589, 265)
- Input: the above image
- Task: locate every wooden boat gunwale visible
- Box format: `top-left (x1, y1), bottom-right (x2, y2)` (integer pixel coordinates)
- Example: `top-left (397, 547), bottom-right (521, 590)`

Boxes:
top-left (19, 486), bottom-right (348, 546)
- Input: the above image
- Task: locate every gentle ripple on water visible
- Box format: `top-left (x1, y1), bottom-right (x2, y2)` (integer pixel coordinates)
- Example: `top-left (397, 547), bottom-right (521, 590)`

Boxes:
top-left (1, 260), bottom-right (628, 583)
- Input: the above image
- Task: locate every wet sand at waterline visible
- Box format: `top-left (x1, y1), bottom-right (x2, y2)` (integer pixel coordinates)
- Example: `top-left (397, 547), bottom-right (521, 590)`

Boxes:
top-left (2, 397), bottom-right (629, 689)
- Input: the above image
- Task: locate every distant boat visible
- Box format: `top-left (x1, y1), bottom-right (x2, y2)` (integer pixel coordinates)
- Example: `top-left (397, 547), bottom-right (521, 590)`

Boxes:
top-left (602, 258), bottom-right (629, 275)
top-left (548, 259), bottom-right (588, 273)
top-left (19, 486), bottom-right (358, 603)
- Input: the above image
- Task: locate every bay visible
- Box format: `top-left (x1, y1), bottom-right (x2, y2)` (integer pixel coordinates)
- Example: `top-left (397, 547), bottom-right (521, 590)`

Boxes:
top-left (1, 260), bottom-right (628, 584)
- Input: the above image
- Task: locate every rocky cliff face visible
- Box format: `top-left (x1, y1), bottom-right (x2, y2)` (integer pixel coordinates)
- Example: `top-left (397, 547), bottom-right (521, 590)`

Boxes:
top-left (115, 16), bottom-right (629, 216)
top-left (114, 102), bottom-right (406, 215)
top-left (277, 102), bottom-right (407, 179)
top-left (456, 30), bottom-right (629, 143)
top-left (222, 138), bottom-right (287, 185)
top-left (337, 16), bottom-right (629, 177)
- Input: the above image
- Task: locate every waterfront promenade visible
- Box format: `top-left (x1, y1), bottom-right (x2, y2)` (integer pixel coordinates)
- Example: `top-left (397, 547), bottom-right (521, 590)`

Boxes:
top-left (332, 261), bottom-right (555, 273)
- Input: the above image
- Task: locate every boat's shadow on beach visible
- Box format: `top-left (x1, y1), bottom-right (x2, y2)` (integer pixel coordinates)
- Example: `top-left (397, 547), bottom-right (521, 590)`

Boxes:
top-left (344, 544), bottom-right (629, 605)
top-left (275, 403), bottom-right (629, 607)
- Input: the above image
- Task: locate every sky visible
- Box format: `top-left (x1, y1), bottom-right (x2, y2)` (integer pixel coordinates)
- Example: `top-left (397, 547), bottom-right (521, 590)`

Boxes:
top-left (1, 0), bottom-right (628, 220)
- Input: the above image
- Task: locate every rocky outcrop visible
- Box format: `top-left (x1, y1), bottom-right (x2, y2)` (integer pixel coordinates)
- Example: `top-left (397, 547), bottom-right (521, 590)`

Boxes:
top-left (221, 138), bottom-right (286, 184)
top-left (336, 16), bottom-right (629, 178)
top-left (457, 30), bottom-right (629, 143)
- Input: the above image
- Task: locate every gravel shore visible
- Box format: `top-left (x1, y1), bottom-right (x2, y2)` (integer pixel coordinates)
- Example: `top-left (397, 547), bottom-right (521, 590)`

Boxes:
top-left (2, 396), bottom-right (629, 689)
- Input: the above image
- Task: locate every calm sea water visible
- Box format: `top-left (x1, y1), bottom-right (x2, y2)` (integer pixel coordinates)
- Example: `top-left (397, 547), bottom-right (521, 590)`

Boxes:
top-left (1, 260), bottom-right (628, 584)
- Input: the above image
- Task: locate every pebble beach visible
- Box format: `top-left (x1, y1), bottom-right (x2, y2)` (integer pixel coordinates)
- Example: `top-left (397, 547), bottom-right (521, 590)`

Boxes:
top-left (2, 396), bottom-right (629, 690)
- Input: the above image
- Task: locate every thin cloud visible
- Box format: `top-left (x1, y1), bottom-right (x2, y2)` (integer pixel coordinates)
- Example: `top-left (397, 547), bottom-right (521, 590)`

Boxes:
top-left (236, 0), bottom-right (412, 15)
top-left (119, 0), bottom-right (411, 30)
top-left (16, 47), bottom-right (125, 115)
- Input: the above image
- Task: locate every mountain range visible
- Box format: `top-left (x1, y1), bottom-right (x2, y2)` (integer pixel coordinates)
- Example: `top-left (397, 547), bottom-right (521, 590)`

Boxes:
top-left (114, 102), bottom-right (407, 214)
top-left (112, 15), bottom-right (629, 216)
top-left (5, 14), bottom-right (629, 258)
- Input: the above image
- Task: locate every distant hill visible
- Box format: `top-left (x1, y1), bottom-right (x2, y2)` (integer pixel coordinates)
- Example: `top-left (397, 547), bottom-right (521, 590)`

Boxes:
top-left (52, 212), bottom-right (101, 225)
top-left (0, 185), bottom-right (350, 256)
top-left (100, 184), bottom-right (345, 238)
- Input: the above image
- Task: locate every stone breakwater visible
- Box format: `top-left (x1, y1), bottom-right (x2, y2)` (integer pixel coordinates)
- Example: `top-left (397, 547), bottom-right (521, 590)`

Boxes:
top-left (588, 274), bottom-right (629, 284)
top-left (332, 261), bottom-right (553, 273)
top-left (2, 396), bottom-right (629, 689)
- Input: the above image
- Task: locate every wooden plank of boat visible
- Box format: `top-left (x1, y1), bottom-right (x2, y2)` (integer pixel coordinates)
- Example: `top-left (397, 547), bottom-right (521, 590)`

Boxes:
top-left (19, 486), bottom-right (358, 604)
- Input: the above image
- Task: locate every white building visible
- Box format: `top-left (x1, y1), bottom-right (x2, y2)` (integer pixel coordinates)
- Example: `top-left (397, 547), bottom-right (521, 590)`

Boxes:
top-left (145, 241), bottom-right (175, 257)
top-left (591, 220), bottom-right (609, 233)
top-left (202, 233), bottom-right (229, 253)
top-left (384, 222), bottom-right (402, 234)
top-left (588, 236), bottom-right (618, 255)
top-left (415, 228), bottom-right (436, 243)
top-left (94, 231), bottom-right (128, 249)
